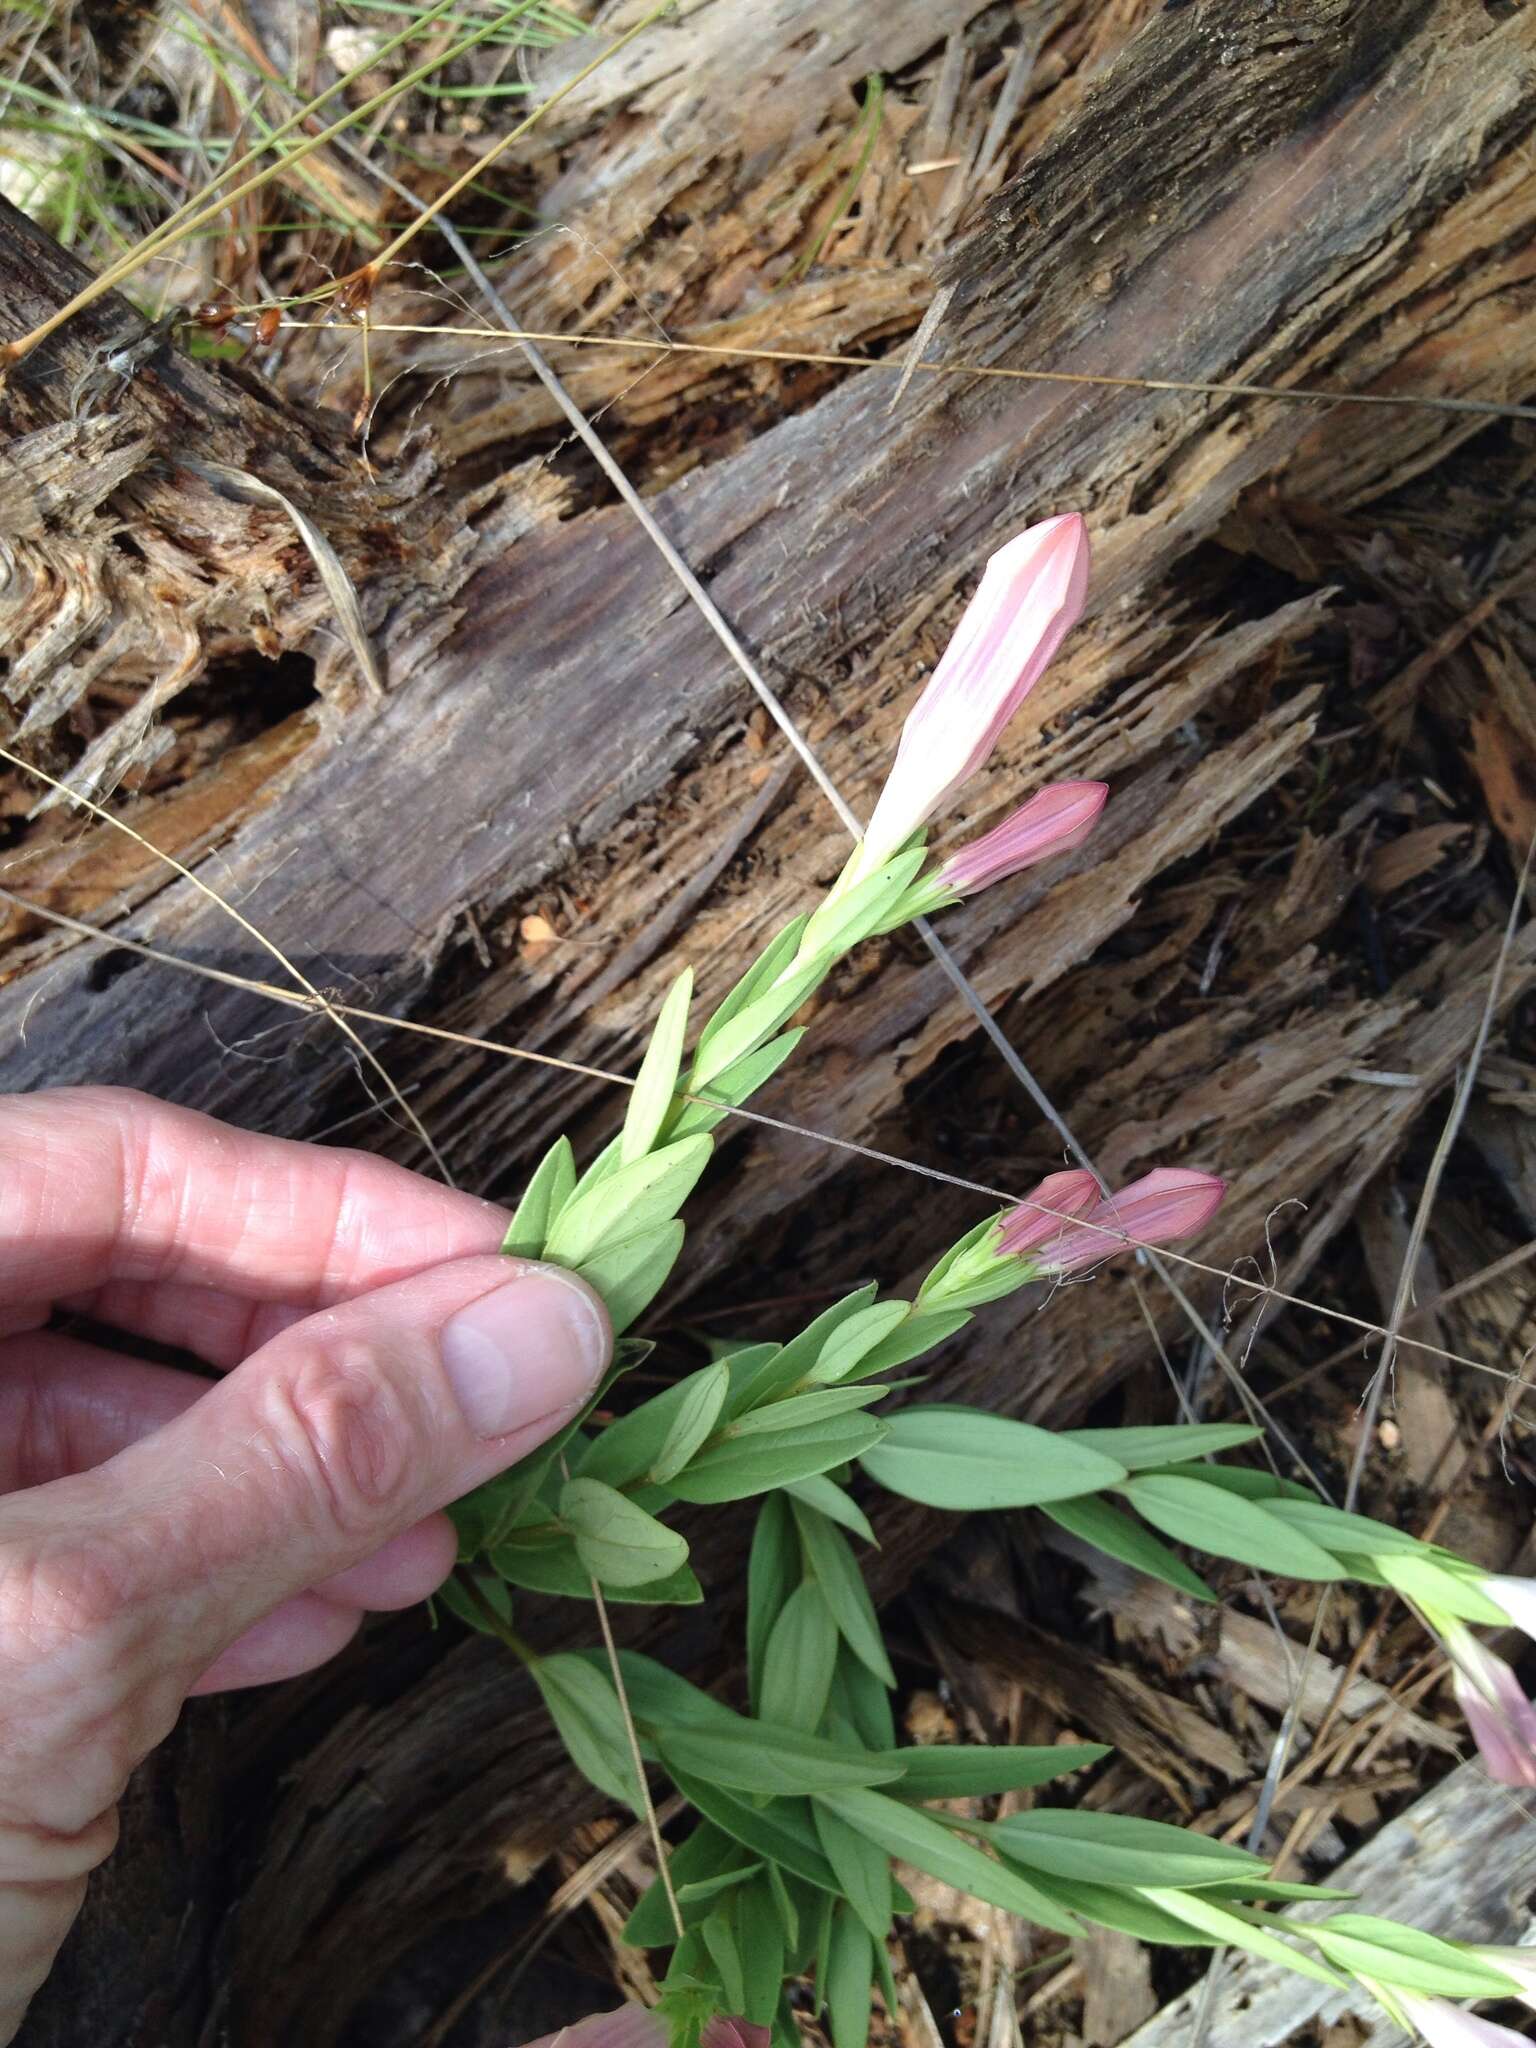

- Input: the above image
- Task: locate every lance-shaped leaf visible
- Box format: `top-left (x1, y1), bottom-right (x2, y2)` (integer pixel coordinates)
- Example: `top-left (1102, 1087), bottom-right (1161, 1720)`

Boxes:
top-left (1306, 1916), bottom-right (1523, 2000)
top-left (656, 1718), bottom-right (903, 1797)
top-left (1139, 1889), bottom-right (1349, 1988)
top-left (559, 1477), bottom-right (690, 1590)
top-left (621, 968), bottom-right (694, 1164)
top-left (760, 1581), bottom-right (839, 1732)
top-left (530, 1652), bottom-right (643, 1811)
top-left (991, 1809), bottom-right (1268, 1889)
top-left (624, 1825), bottom-right (756, 1947)
top-left (545, 1135), bottom-right (713, 1267)
top-left (575, 1219), bottom-right (685, 1335)
top-left (861, 1407), bottom-right (1126, 1510)
top-left (1124, 1474), bottom-right (1346, 1581)
top-left (1059, 1423), bottom-right (1262, 1470)
top-left (650, 1360), bottom-right (732, 1484)
top-left (667, 1770), bottom-right (840, 1894)
top-left (812, 1802), bottom-right (893, 1944)
top-left (692, 916), bottom-right (809, 1068)
top-left (1042, 1495), bottom-right (1217, 1603)
top-left (793, 1498), bottom-right (895, 1686)
top-left (493, 1534), bottom-right (702, 1606)
top-left (669, 1028), bottom-right (805, 1138)
top-left (822, 1907), bottom-right (875, 2048)
top-left (881, 1742), bottom-right (1108, 1800)
top-left (664, 1414), bottom-right (888, 1504)
top-left (813, 1787), bottom-right (1079, 1934)
top-left (747, 1494), bottom-right (799, 1714)
top-left (502, 1134), bottom-right (576, 1258)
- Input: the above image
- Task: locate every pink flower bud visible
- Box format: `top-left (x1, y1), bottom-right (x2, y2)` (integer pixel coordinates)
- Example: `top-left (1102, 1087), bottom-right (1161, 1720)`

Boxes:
top-left (1384, 1990), bottom-right (1532, 2048)
top-left (1033, 1167), bottom-right (1227, 1275)
top-left (996, 1170), bottom-right (1102, 1256)
top-left (1445, 1629), bottom-right (1536, 1787)
top-left (939, 782), bottom-right (1108, 897)
top-left (702, 2022), bottom-right (771, 2048)
top-left (861, 514), bottom-right (1090, 867)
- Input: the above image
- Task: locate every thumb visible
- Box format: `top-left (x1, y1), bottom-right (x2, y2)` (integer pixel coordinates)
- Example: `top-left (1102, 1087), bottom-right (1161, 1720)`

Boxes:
top-left (0, 1255), bottom-right (608, 1777)
top-left (0, 1255), bottom-right (607, 2042)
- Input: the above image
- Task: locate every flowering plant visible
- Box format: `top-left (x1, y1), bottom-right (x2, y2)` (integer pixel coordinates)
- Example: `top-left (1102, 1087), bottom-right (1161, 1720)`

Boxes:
top-left (442, 519), bottom-right (1536, 2048)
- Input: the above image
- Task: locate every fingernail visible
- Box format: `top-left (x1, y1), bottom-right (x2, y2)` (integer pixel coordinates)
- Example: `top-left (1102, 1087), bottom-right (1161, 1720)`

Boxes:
top-left (441, 1270), bottom-right (609, 1439)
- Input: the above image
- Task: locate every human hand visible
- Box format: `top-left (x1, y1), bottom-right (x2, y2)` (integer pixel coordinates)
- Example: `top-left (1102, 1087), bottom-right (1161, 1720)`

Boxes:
top-left (0, 1087), bottom-right (610, 2044)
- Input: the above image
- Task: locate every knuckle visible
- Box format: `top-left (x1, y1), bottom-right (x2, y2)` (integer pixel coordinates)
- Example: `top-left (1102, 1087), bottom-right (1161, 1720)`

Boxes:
top-left (264, 1338), bottom-right (419, 1537)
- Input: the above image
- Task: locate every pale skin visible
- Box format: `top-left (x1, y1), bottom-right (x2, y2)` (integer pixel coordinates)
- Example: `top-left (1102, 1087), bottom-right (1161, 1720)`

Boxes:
top-left (0, 1087), bottom-right (614, 2043)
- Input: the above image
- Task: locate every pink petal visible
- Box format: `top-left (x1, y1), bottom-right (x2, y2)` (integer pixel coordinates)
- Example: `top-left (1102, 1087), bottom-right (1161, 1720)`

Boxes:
top-left (997, 1169), bottom-right (1102, 1255)
top-left (1450, 1639), bottom-right (1536, 1786)
top-left (521, 2009), bottom-right (669, 2048)
top-left (701, 2021), bottom-right (771, 2048)
top-left (1039, 1168), bottom-right (1226, 1275)
top-left (939, 782), bottom-right (1109, 896)
top-left (862, 515), bottom-right (1090, 864)
top-left (1394, 1991), bottom-right (1532, 2048)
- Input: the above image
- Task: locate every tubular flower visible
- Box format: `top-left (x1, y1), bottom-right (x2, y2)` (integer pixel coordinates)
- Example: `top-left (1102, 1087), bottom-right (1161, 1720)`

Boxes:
top-left (1442, 1623), bottom-right (1536, 1787)
top-left (939, 782), bottom-right (1109, 897)
top-left (1371, 1988), bottom-right (1532, 2048)
top-left (1006, 1167), bottom-right (1226, 1275)
top-left (860, 514), bottom-right (1091, 869)
top-left (995, 1170), bottom-right (1102, 1256)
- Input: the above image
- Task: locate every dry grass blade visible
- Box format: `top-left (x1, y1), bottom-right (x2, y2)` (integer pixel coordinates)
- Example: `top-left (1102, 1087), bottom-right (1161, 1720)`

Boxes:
top-left (178, 460), bottom-right (382, 696)
top-left (0, 754), bottom-right (450, 1181)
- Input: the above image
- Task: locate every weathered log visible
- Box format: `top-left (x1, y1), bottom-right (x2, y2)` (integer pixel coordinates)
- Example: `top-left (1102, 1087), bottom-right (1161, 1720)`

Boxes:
top-left (4, 2), bottom-right (1533, 2043)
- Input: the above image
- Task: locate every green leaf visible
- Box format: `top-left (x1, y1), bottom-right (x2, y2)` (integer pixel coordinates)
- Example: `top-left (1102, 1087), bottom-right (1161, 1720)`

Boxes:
top-left (784, 1473), bottom-right (876, 1544)
top-left (545, 1134), bottom-right (713, 1267)
top-left (1042, 1495), bottom-right (1217, 1602)
top-left (701, 1909), bottom-right (746, 2013)
top-left (748, 1494), bottom-right (799, 1714)
top-left (1199, 1880), bottom-right (1356, 1904)
top-left (529, 1652), bottom-right (643, 1810)
top-left (823, 1906), bottom-right (875, 2048)
top-left (650, 1361), bottom-right (731, 1484)
top-left (761, 1581), bottom-right (840, 1731)
top-left (690, 953), bottom-right (832, 1091)
top-left (728, 1385), bottom-right (885, 1436)
top-left (799, 847), bottom-right (928, 959)
top-left (492, 1535), bottom-right (702, 1606)
top-left (656, 1719), bottom-right (903, 1797)
top-left (665, 1415), bottom-right (888, 1504)
top-left (693, 916), bottom-right (809, 1066)
top-left (598, 1650), bottom-right (739, 1734)
top-left (767, 1861), bottom-right (801, 1955)
top-left (1124, 1474), bottom-right (1346, 1581)
top-left (1061, 1424), bottom-right (1263, 1470)
top-left (860, 1407), bottom-right (1127, 1510)
top-left (574, 1219), bottom-right (685, 1335)
top-left (1139, 1464), bottom-right (1315, 1502)
top-left (1372, 1553), bottom-right (1510, 1624)
top-left (502, 1135), bottom-right (576, 1257)
top-left (843, 1307), bottom-right (971, 1381)
top-left (623, 1825), bottom-right (753, 1947)
top-left (676, 1863), bottom-right (763, 1908)
top-left (916, 1213), bottom-right (1006, 1310)
top-left (882, 1743), bottom-right (1109, 1799)
top-left (814, 1787), bottom-right (1079, 1934)
top-left (991, 1810), bottom-right (1268, 1889)
top-left (434, 1569), bottom-right (513, 1635)
top-left (726, 1288), bottom-right (880, 1417)
top-left (559, 1477), bottom-right (690, 1590)
top-left (668, 1770), bottom-right (841, 1894)
top-left (578, 1362), bottom-right (727, 1489)
top-left (812, 1801), bottom-right (893, 1943)
top-left (830, 1643), bottom-right (896, 1750)
top-left (806, 1301), bottom-right (914, 1384)
top-left (793, 1498), bottom-right (896, 1686)
top-left (670, 1028), bottom-right (806, 1137)
top-left (622, 968), bottom-right (693, 1165)
top-left (1038, 1875), bottom-right (1227, 1946)
top-left (737, 1876), bottom-right (788, 2025)
top-left (1263, 1500), bottom-right (1431, 1557)
top-left (1307, 1915), bottom-right (1522, 1999)
top-left (1139, 1889), bottom-right (1349, 1988)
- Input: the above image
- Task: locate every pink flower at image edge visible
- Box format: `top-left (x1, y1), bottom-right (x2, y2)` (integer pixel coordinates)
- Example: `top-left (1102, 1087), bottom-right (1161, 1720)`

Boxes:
top-left (940, 781), bottom-right (1109, 897)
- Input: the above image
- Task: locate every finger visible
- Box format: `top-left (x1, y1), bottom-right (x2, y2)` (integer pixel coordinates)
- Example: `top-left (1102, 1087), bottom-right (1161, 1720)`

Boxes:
top-left (54, 1276), bottom-right (310, 1371)
top-left (0, 1332), bottom-right (200, 1491)
top-left (0, 1253), bottom-right (610, 1818)
top-left (314, 1516), bottom-right (457, 1610)
top-left (0, 1086), bottom-right (508, 1311)
top-left (0, 1335), bottom-right (453, 1602)
top-left (186, 1595), bottom-right (362, 1694)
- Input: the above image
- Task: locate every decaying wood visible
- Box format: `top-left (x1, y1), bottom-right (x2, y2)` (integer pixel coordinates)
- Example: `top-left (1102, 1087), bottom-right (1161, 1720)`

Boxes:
top-left (3, 1), bottom-right (1534, 2043)
top-left (1119, 1764), bottom-right (1536, 2048)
